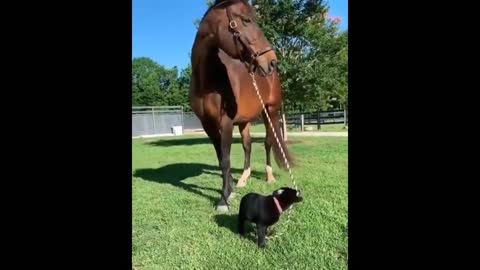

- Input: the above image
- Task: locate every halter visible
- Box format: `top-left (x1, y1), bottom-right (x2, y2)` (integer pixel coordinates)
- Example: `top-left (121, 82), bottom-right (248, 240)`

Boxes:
top-left (212, 0), bottom-right (274, 73)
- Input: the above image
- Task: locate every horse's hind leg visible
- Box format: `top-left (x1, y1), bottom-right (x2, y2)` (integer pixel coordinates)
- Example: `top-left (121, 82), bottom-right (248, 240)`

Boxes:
top-left (237, 122), bottom-right (252, 187)
top-left (202, 120), bottom-right (222, 163)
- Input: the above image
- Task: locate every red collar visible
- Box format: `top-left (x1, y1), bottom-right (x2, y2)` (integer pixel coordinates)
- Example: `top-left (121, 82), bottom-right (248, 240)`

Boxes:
top-left (273, 197), bottom-right (283, 214)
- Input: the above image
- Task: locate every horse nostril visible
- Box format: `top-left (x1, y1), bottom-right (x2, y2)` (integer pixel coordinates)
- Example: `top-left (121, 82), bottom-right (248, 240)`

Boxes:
top-left (270, 59), bottom-right (277, 69)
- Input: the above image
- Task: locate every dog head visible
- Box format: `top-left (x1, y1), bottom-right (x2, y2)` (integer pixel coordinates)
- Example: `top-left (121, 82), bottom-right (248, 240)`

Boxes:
top-left (272, 187), bottom-right (303, 210)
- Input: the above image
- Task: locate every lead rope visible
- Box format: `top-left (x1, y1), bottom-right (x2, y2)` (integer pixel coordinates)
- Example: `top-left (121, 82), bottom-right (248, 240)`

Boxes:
top-left (249, 72), bottom-right (298, 241)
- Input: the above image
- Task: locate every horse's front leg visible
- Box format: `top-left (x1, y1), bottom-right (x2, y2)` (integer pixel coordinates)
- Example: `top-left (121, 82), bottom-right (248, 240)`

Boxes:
top-left (216, 116), bottom-right (234, 212)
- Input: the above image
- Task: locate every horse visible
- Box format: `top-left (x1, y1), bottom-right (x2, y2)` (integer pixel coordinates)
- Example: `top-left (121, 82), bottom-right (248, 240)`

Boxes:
top-left (189, 0), bottom-right (294, 212)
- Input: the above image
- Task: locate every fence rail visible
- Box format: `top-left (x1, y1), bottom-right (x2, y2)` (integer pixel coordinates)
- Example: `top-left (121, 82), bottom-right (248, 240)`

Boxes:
top-left (286, 110), bottom-right (347, 126)
top-left (251, 109), bottom-right (347, 128)
top-left (132, 106), bottom-right (347, 138)
top-left (132, 106), bottom-right (183, 138)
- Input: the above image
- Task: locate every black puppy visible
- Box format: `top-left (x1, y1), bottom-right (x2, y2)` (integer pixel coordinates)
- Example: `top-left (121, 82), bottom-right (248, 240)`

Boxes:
top-left (238, 187), bottom-right (303, 247)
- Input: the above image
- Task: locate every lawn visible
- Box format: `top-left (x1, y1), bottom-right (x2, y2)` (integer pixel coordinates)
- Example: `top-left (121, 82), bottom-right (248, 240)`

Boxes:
top-left (132, 135), bottom-right (348, 269)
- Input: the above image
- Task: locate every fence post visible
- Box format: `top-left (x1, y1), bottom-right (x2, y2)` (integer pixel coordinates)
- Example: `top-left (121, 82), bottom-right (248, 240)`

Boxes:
top-left (181, 107), bottom-right (184, 133)
top-left (300, 114), bottom-right (304, 132)
top-left (152, 107), bottom-right (156, 134)
top-left (317, 110), bottom-right (321, 130)
top-left (344, 106), bottom-right (348, 128)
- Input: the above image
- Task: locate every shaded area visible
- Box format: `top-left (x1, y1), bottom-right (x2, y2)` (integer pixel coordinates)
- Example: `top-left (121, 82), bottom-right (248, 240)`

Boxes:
top-left (147, 136), bottom-right (265, 147)
top-left (133, 163), bottom-right (265, 204)
top-left (214, 214), bottom-right (256, 243)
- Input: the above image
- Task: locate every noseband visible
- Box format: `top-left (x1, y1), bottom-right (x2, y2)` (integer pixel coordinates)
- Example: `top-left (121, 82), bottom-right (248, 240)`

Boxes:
top-left (213, 1), bottom-right (274, 72)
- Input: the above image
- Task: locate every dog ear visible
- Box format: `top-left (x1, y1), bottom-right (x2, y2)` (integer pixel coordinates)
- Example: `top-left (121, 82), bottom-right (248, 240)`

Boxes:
top-left (273, 189), bottom-right (284, 196)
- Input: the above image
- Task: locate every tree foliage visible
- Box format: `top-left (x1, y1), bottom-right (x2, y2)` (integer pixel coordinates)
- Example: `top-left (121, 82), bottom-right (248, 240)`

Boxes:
top-left (132, 57), bottom-right (190, 110)
top-left (252, 0), bottom-right (348, 112)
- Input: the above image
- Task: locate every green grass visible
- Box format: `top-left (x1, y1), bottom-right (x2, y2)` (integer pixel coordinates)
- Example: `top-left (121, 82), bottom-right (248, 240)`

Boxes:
top-left (248, 123), bottom-right (347, 133)
top-left (132, 135), bottom-right (348, 269)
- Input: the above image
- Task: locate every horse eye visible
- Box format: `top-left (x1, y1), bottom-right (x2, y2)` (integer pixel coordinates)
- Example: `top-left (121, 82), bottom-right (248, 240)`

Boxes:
top-left (242, 17), bottom-right (251, 23)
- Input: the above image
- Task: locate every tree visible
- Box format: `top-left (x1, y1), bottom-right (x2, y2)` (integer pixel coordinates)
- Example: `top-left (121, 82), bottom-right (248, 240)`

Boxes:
top-left (251, 0), bottom-right (329, 112)
top-left (132, 57), bottom-right (167, 106)
top-left (132, 57), bottom-right (192, 110)
top-left (206, 0), bottom-right (345, 113)
top-left (191, 0), bottom-right (348, 113)
top-left (164, 64), bottom-right (191, 110)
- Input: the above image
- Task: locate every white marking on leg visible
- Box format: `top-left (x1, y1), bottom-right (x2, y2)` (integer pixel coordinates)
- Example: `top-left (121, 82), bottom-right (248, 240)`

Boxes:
top-left (266, 165), bottom-right (276, 183)
top-left (237, 167), bottom-right (251, 187)
top-left (216, 205), bottom-right (229, 213)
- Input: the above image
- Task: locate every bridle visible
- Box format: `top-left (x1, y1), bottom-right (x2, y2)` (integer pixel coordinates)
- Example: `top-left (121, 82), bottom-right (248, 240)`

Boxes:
top-left (212, 0), bottom-right (274, 73)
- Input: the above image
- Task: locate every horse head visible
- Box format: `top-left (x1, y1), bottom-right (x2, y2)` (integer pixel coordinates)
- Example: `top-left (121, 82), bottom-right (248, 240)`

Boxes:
top-left (201, 0), bottom-right (277, 76)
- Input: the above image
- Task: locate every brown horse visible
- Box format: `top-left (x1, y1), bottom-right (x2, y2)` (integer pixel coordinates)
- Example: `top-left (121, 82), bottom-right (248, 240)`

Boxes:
top-left (189, 0), bottom-right (294, 212)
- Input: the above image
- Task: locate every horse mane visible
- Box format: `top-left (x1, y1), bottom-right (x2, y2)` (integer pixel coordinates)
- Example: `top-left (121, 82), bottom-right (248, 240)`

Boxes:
top-left (201, 0), bottom-right (250, 20)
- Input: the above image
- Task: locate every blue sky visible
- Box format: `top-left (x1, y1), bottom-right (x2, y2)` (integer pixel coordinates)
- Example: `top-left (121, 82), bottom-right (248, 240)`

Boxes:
top-left (132, 0), bottom-right (348, 71)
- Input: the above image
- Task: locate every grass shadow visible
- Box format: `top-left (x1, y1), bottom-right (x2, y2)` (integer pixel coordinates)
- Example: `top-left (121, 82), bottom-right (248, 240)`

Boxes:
top-left (133, 163), bottom-right (264, 205)
top-left (147, 137), bottom-right (265, 147)
top-left (214, 214), bottom-right (257, 243)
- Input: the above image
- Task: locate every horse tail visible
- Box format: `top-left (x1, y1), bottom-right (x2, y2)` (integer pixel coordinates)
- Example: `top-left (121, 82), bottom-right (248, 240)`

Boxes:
top-left (266, 110), bottom-right (295, 171)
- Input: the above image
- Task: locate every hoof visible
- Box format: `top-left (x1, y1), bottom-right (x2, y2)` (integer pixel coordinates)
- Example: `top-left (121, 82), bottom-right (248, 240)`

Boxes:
top-left (266, 165), bottom-right (276, 184)
top-left (266, 176), bottom-right (276, 184)
top-left (236, 181), bottom-right (247, 188)
top-left (237, 179), bottom-right (247, 187)
top-left (237, 168), bottom-right (251, 187)
top-left (228, 192), bottom-right (237, 200)
top-left (216, 205), bottom-right (229, 213)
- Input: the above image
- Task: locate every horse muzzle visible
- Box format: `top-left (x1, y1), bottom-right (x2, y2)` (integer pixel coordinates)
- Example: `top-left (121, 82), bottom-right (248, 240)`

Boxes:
top-left (254, 58), bottom-right (277, 76)
top-left (257, 59), bottom-right (276, 76)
